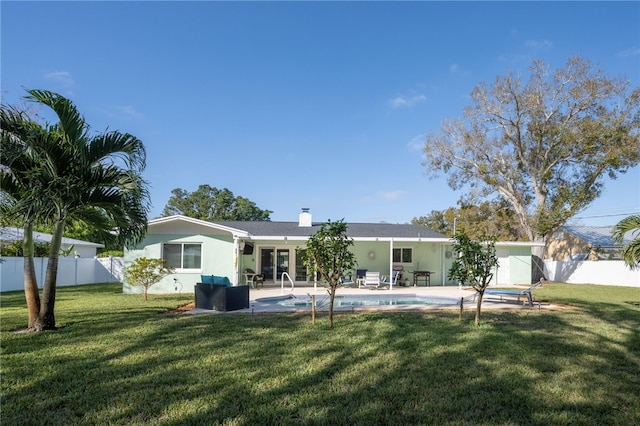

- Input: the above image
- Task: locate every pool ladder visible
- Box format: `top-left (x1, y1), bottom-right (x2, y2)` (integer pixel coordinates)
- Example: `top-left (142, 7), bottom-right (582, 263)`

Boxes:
top-left (280, 272), bottom-right (295, 294)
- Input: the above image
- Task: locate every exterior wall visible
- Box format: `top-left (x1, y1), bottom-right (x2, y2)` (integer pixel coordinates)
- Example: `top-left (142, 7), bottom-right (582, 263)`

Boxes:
top-left (546, 230), bottom-right (594, 261)
top-left (124, 233), bottom-right (235, 295)
top-left (346, 241), bottom-right (450, 286)
top-left (240, 240), bottom-right (452, 286)
top-left (498, 246), bottom-right (534, 285)
top-left (544, 260), bottom-right (639, 287)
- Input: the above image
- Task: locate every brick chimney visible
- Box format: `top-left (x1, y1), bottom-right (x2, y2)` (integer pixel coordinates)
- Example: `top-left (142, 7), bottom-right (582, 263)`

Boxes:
top-left (299, 208), bottom-right (312, 227)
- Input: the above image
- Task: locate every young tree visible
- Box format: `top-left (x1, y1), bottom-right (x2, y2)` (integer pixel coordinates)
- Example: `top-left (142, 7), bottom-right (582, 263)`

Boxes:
top-left (162, 184), bottom-right (272, 221)
top-left (611, 215), bottom-right (640, 270)
top-left (422, 56), bottom-right (640, 278)
top-left (0, 89), bottom-right (150, 331)
top-left (124, 257), bottom-right (175, 301)
top-left (448, 231), bottom-right (498, 326)
top-left (297, 220), bottom-right (356, 328)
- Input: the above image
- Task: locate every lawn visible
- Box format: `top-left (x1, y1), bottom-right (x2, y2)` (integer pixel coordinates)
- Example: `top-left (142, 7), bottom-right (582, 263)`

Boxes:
top-left (1, 282), bottom-right (639, 425)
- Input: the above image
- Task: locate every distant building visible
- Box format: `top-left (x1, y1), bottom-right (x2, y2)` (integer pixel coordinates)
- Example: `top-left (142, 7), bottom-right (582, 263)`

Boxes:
top-left (545, 225), bottom-right (632, 261)
top-left (0, 227), bottom-right (103, 258)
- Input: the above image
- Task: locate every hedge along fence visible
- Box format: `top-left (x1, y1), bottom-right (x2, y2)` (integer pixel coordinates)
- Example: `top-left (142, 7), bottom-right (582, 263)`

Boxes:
top-left (0, 257), bottom-right (123, 292)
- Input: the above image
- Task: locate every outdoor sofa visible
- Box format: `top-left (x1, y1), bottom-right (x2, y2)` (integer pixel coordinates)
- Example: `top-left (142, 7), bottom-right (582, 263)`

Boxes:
top-left (195, 275), bottom-right (250, 311)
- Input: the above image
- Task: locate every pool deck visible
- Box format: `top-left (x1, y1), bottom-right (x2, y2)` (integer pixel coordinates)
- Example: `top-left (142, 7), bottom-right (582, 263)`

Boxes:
top-left (186, 283), bottom-right (550, 315)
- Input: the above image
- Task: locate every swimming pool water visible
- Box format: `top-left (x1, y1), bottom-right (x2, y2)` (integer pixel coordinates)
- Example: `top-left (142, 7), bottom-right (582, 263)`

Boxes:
top-left (256, 293), bottom-right (461, 308)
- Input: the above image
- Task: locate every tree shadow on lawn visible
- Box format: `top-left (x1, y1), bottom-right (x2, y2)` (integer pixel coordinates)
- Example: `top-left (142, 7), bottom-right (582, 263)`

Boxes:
top-left (2, 308), bottom-right (639, 425)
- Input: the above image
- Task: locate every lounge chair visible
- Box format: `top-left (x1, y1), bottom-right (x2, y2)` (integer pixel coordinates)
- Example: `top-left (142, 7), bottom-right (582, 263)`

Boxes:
top-left (363, 271), bottom-right (382, 289)
top-left (480, 280), bottom-right (543, 306)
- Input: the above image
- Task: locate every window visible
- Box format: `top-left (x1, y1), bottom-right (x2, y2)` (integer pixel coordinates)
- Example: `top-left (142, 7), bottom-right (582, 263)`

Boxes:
top-left (393, 248), bottom-right (412, 263)
top-left (163, 243), bottom-right (202, 270)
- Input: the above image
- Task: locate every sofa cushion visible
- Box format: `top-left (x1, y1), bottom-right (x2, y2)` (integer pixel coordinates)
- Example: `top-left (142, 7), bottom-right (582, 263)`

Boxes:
top-left (212, 276), bottom-right (231, 287)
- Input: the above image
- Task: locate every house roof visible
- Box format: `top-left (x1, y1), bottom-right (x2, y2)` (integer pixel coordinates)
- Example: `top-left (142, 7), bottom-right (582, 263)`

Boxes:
top-left (561, 225), bottom-right (632, 248)
top-left (0, 227), bottom-right (104, 248)
top-left (216, 220), bottom-right (449, 240)
top-left (148, 215), bottom-right (545, 247)
top-left (149, 215), bottom-right (449, 241)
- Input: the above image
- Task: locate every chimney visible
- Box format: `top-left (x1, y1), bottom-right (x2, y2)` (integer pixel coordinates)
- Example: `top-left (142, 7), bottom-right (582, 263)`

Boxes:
top-left (299, 208), bottom-right (312, 227)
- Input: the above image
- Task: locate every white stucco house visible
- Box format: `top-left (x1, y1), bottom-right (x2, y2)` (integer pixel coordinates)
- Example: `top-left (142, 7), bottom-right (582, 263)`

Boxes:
top-left (124, 209), bottom-right (544, 294)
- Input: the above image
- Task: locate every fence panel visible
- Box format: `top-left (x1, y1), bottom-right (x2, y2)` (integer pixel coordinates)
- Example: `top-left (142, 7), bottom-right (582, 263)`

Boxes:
top-left (0, 257), bottom-right (124, 292)
top-left (544, 260), bottom-right (640, 287)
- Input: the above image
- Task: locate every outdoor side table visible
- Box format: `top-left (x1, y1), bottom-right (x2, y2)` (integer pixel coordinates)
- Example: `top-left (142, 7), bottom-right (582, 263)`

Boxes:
top-left (412, 271), bottom-right (431, 287)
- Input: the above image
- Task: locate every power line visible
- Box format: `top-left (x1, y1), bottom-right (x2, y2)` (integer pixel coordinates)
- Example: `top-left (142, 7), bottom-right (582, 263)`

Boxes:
top-left (573, 211), bottom-right (639, 220)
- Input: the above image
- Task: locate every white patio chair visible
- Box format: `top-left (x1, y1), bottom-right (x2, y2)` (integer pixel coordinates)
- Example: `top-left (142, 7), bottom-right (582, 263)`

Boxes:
top-left (363, 271), bottom-right (382, 289)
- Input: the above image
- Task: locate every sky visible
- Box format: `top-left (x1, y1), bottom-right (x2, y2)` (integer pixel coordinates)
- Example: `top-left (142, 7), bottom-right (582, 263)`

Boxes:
top-left (2, 1), bottom-right (639, 228)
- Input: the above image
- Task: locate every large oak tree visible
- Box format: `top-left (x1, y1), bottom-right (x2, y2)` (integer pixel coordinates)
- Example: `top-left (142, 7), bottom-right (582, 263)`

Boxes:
top-left (423, 56), bottom-right (640, 280)
top-left (423, 56), bottom-right (639, 249)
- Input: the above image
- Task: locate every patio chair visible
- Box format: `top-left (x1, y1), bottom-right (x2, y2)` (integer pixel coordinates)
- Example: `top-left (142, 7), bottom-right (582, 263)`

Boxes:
top-left (356, 269), bottom-right (368, 288)
top-left (340, 275), bottom-right (357, 287)
top-left (244, 268), bottom-right (264, 288)
top-left (380, 270), bottom-right (401, 287)
top-left (363, 271), bottom-right (382, 289)
top-left (480, 280), bottom-right (544, 306)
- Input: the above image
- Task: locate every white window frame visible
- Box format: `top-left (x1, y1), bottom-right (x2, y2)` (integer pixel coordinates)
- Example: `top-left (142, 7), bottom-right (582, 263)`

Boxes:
top-left (162, 242), bottom-right (203, 272)
top-left (393, 247), bottom-right (413, 264)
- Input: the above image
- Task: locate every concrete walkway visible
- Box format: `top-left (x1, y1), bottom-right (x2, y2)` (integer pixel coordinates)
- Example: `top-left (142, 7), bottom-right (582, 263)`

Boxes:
top-left (186, 284), bottom-right (548, 315)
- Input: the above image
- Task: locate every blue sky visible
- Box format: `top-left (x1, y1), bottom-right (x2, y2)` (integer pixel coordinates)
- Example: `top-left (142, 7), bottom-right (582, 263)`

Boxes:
top-left (2, 1), bottom-right (639, 228)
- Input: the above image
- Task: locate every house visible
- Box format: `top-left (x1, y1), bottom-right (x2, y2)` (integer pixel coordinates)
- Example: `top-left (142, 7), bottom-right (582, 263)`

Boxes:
top-left (545, 225), bottom-right (632, 261)
top-left (123, 209), bottom-right (543, 294)
top-left (0, 226), bottom-right (104, 258)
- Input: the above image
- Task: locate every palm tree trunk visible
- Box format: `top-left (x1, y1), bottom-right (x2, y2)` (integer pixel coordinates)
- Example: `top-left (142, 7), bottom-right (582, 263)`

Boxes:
top-left (36, 219), bottom-right (64, 331)
top-left (23, 222), bottom-right (41, 329)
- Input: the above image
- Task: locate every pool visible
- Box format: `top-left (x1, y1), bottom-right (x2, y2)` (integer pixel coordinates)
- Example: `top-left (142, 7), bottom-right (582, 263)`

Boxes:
top-left (255, 293), bottom-right (463, 309)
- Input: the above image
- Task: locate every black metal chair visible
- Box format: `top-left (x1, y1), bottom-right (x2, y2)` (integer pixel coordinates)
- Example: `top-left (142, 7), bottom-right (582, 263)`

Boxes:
top-left (244, 268), bottom-right (265, 288)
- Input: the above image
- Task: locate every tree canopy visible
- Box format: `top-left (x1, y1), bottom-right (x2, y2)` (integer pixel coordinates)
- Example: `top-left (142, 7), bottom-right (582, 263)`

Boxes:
top-left (162, 184), bottom-right (272, 221)
top-left (422, 56), bottom-right (640, 243)
top-left (412, 200), bottom-right (526, 241)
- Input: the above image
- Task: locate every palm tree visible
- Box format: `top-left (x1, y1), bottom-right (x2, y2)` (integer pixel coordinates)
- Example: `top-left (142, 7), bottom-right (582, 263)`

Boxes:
top-left (0, 89), bottom-right (150, 331)
top-left (612, 215), bottom-right (640, 270)
top-left (0, 106), bottom-right (51, 328)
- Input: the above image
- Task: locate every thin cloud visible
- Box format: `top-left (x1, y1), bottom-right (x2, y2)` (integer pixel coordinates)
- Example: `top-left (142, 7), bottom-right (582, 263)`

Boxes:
top-left (618, 47), bottom-right (640, 57)
top-left (449, 63), bottom-right (471, 77)
top-left (524, 39), bottom-right (553, 50)
top-left (407, 134), bottom-right (425, 151)
top-left (43, 71), bottom-right (74, 87)
top-left (113, 105), bottom-right (143, 119)
top-left (389, 94), bottom-right (426, 108)
top-left (380, 190), bottom-right (407, 201)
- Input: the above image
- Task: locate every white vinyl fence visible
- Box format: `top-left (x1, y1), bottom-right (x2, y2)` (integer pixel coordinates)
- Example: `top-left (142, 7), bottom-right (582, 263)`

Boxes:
top-left (544, 260), bottom-right (640, 287)
top-left (0, 257), bottom-right (124, 293)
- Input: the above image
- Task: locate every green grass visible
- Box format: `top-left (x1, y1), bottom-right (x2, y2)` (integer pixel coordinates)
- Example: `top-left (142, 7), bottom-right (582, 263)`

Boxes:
top-left (1, 282), bottom-right (639, 425)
